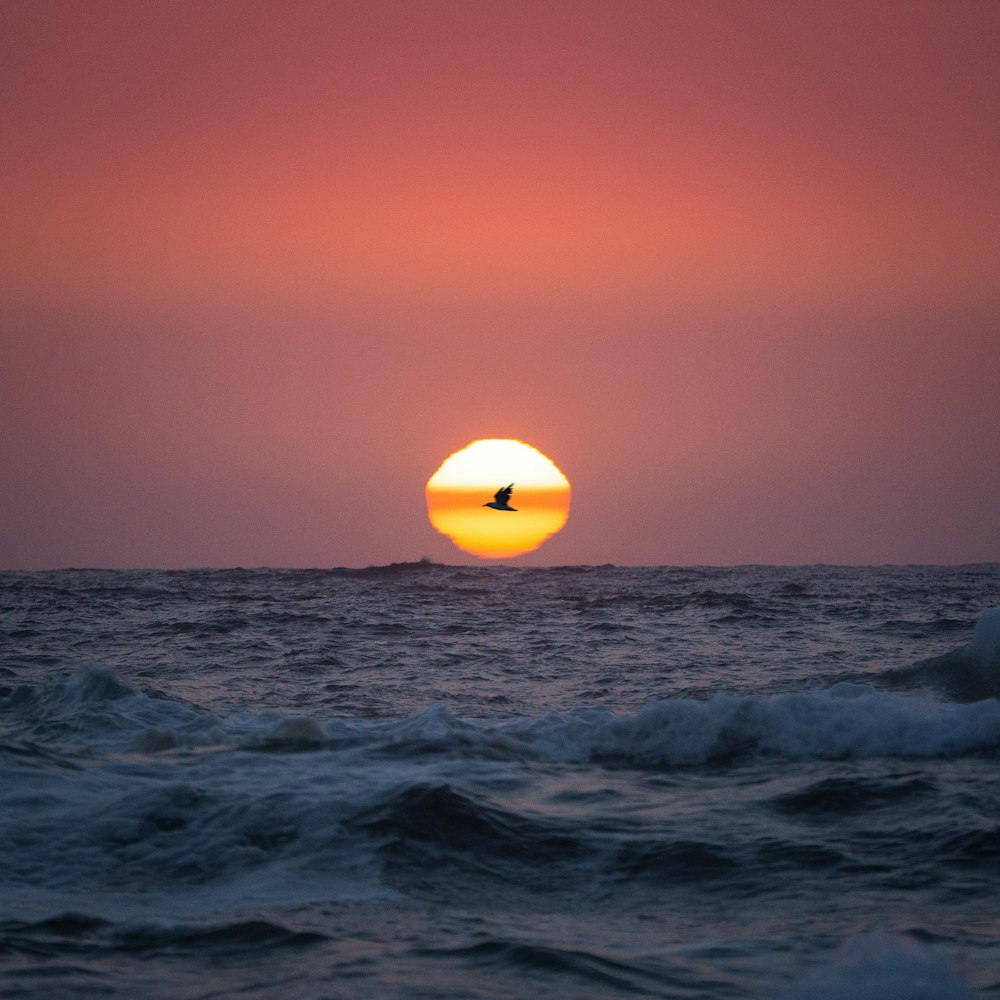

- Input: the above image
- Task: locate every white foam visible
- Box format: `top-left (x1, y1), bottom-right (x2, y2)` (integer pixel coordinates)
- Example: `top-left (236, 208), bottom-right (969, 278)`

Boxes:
top-left (780, 931), bottom-right (973, 1000)
top-left (12, 663), bottom-right (1000, 767)
top-left (3, 665), bottom-right (226, 752)
top-left (966, 606), bottom-right (1000, 669)
top-left (502, 686), bottom-right (1000, 767)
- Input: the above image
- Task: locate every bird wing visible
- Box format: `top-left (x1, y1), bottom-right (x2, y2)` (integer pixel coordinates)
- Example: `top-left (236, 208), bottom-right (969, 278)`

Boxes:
top-left (495, 484), bottom-right (513, 503)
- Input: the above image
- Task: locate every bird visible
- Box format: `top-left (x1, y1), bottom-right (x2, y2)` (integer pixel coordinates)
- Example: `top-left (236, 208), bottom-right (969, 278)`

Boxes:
top-left (484, 484), bottom-right (517, 511)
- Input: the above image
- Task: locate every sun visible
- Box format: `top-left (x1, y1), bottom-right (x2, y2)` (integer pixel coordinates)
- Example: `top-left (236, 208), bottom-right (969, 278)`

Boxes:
top-left (426, 439), bottom-right (571, 558)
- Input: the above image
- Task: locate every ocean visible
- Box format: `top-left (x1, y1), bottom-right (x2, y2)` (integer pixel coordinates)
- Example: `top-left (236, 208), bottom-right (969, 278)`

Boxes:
top-left (1, 563), bottom-right (999, 999)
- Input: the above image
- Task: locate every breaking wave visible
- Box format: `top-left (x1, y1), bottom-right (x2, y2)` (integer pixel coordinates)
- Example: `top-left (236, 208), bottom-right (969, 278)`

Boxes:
top-left (884, 606), bottom-right (1000, 700)
top-left (4, 662), bottom-right (1000, 767)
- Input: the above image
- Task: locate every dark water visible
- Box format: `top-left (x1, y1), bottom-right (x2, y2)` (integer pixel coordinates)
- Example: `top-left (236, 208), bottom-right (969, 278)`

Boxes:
top-left (1, 563), bottom-right (999, 998)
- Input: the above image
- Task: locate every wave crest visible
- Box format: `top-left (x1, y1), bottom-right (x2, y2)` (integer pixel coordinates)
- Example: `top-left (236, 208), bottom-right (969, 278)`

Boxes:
top-left (885, 607), bottom-right (1000, 700)
top-left (505, 686), bottom-right (1000, 768)
top-left (6, 664), bottom-right (1000, 768)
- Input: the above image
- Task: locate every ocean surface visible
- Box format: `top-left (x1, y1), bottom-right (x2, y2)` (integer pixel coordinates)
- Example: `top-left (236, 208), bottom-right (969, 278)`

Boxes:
top-left (2, 563), bottom-right (999, 999)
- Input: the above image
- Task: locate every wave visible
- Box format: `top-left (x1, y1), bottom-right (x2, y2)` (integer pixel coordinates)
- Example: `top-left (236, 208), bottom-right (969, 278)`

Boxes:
top-left (3, 665), bottom-right (1000, 930)
top-left (883, 606), bottom-right (1000, 701)
top-left (0, 665), bottom-right (223, 750)
top-left (420, 936), bottom-right (677, 995)
top-left (0, 913), bottom-right (326, 959)
top-left (350, 783), bottom-right (589, 888)
top-left (498, 687), bottom-right (1000, 767)
top-left (772, 775), bottom-right (937, 816)
top-left (779, 930), bottom-right (974, 1000)
top-left (4, 663), bottom-right (1000, 767)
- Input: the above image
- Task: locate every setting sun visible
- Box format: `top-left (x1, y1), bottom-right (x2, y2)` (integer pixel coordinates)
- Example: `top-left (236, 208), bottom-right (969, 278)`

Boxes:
top-left (426, 439), bottom-right (571, 558)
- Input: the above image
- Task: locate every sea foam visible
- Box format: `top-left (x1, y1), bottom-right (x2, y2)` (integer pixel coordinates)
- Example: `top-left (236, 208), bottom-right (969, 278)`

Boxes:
top-left (780, 931), bottom-right (973, 1000)
top-left (5, 664), bottom-right (1000, 768)
top-left (887, 606), bottom-right (1000, 700)
top-left (504, 685), bottom-right (1000, 767)
top-left (967, 606), bottom-right (1000, 670)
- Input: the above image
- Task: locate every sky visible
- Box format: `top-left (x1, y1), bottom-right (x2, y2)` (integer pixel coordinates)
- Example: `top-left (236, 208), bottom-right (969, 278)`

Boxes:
top-left (2, 0), bottom-right (998, 568)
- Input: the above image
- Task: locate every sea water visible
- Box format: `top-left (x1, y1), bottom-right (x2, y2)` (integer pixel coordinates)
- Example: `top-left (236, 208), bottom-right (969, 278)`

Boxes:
top-left (1, 563), bottom-right (999, 999)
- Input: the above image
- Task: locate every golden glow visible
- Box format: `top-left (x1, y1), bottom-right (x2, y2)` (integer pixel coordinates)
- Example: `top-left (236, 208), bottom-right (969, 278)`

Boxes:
top-left (426, 439), bottom-right (571, 558)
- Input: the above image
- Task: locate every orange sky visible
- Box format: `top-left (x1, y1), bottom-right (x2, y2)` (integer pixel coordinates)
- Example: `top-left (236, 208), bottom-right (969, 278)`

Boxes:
top-left (2, 0), bottom-right (998, 567)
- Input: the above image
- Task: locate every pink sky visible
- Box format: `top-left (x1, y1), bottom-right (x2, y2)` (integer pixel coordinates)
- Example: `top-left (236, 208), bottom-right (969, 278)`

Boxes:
top-left (2, 0), bottom-right (998, 567)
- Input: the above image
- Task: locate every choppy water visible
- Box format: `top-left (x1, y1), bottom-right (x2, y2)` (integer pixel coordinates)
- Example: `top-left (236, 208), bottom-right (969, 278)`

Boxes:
top-left (1, 563), bottom-right (999, 999)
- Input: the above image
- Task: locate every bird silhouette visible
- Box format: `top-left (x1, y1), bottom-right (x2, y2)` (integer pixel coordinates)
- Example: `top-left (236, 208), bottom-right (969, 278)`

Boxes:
top-left (483, 484), bottom-right (517, 511)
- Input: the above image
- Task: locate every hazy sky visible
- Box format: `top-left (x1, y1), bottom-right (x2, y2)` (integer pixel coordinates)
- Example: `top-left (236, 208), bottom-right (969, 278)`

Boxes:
top-left (2, 0), bottom-right (998, 568)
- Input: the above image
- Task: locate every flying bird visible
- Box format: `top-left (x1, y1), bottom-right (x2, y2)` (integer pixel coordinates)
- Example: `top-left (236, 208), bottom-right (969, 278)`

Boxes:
top-left (484, 484), bottom-right (517, 511)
